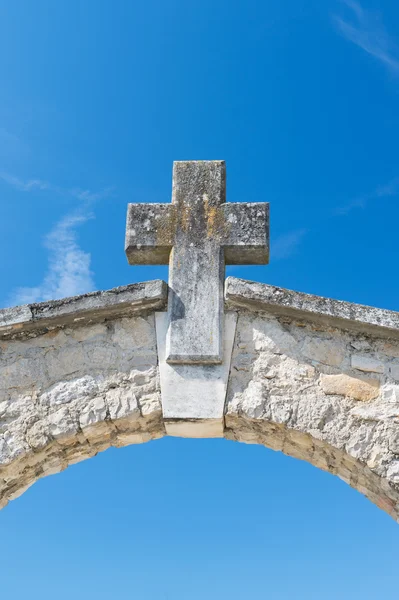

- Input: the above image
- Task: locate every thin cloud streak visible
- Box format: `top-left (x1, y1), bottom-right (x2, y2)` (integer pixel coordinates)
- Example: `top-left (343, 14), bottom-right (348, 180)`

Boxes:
top-left (0, 170), bottom-right (114, 201)
top-left (0, 172), bottom-right (51, 192)
top-left (335, 176), bottom-right (399, 215)
top-left (10, 211), bottom-right (95, 306)
top-left (375, 177), bottom-right (399, 197)
top-left (70, 187), bottom-right (113, 202)
top-left (272, 175), bottom-right (399, 260)
top-left (334, 0), bottom-right (399, 73)
top-left (272, 229), bottom-right (308, 260)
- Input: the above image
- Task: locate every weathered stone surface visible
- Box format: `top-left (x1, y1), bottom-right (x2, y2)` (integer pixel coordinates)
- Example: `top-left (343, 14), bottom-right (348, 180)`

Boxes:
top-left (351, 354), bottom-right (384, 373)
top-left (2, 276), bottom-right (399, 521)
top-left (225, 308), bottom-right (399, 521)
top-left (225, 277), bottom-right (399, 339)
top-left (156, 311), bottom-right (237, 438)
top-left (320, 373), bottom-right (380, 401)
top-left (166, 160), bottom-right (226, 363)
top-left (0, 305), bottom-right (32, 329)
top-left (0, 312), bottom-right (164, 509)
top-left (380, 384), bottom-right (399, 404)
top-left (388, 363), bottom-right (399, 381)
top-left (302, 337), bottom-right (345, 367)
top-left (0, 280), bottom-right (167, 340)
top-left (125, 162), bottom-right (269, 364)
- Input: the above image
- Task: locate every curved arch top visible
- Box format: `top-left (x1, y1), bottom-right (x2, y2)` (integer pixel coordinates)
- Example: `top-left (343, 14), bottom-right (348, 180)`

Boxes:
top-left (1, 277), bottom-right (399, 520)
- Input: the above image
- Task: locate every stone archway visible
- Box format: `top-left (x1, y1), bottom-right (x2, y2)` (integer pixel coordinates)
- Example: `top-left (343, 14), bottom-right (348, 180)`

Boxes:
top-left (1, 277), bottom-right (399, 520)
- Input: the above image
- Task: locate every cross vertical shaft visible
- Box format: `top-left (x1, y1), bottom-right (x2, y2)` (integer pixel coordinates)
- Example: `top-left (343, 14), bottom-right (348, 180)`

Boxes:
top-left (167, 161), bottom-right (225, 363)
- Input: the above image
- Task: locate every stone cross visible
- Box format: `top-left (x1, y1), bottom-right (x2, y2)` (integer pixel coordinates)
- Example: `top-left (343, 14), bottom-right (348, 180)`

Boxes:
top-left (125, 161), bottom-right (269, 364)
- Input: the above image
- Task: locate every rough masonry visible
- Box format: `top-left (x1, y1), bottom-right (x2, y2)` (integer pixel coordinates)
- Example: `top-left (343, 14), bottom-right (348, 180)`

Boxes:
top-left (1, 277), bottom-right (399, 520)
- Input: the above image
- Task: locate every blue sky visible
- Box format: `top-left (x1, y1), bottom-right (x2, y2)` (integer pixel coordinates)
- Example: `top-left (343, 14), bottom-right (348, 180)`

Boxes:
top-left (1, 0), bottom-right (399, 597)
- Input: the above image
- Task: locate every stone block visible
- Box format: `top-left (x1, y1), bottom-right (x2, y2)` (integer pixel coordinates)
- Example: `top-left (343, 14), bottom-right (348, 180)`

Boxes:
top-left (389, 363), bottom-right (399, 381)
top-left (302, 337), bottom-right (345, 367)
top-left (382, 385), bottom-right (399, 403)
top-left (351, 354), bottom-right (384, 373)
top-left (320, 373), bottom-right (380, 401)
top-left (156, 311), bottom-right (237, 437)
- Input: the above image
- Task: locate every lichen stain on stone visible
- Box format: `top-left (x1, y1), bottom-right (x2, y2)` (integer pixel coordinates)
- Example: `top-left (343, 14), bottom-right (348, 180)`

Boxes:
top-left (155, 207), bottom-right (177, 248)
top-left (43, 329), bottom-right (59, 339)
top-left (154, 189), bottom-right (232, 246)
top-left (203, 196), bottom-right (230, 241)
top-left (179, 201), bottom-right (191, 234)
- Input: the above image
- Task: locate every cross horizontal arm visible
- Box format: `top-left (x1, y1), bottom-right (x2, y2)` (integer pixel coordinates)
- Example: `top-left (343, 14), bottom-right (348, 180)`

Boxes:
top-left (125, 203), bottom-right (176, 265)
top-left (221, 202), bottom-right (269, 264)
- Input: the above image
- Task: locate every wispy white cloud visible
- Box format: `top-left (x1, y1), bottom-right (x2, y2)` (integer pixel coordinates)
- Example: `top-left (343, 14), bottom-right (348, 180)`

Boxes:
top-left (1, 169), bottom-right (114, 305)
top-left (334, 0), bottom-right (399, 73)
top-left (69, 187), bottom-right (114, 202)
top-left (335, 175), bottom-right (399, 215)
top-left (272, 174), bottom-right (399, 260)
top-left (272, 228), bottom-right (308, 260)
top-left (374, 177), bottom-right (399, 197)
top-left (0, 171), bottom-right (52, 192)
top-left (10, 210), bottom-right (95, 305)
top-left (0, 170), bottom-right (113, 201)
top-left (0, 171), bottom-right (113, 203)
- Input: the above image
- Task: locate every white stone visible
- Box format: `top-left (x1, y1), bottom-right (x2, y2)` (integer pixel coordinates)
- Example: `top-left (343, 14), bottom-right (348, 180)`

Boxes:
top-left (345, 424), bottom-right (375, 460)
top-left (156, 311), bottom-right (237, 437)
top-left (0, 358), bottom-right (47, 390)
top-left (79, 397), bottom-right (108, 429)
top-left (351, 339), bottom-right (371, 351)
top-left (389, 363), bottom-right (399, 381)
top-left (106, 387), bottom-right (140, 422)
top-left (2, 281), bottom-right (399, 521)
top-left (48, 407), bottom-right (79, 439)
top-left (302, 337), bottom-right (345, 367)
top-left (252, 319), bottom-right (297, 355)
top-left (45, 345), bottom-right (86, 381)
top-left (382, 385), bottom-right (399, 404)
top-left (71, 323), bottom-right (108, 342)
top-left (387, 461), bottom-right (399, 483)
top-left (84, 343), bottom-right (119, 368)
top-left (351, 354), bottom-right (384, 373)
top-left (40, 376), bottom-right (98, 406)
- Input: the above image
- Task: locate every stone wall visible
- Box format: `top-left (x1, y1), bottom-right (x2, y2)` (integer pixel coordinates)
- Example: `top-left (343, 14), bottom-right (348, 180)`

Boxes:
top-left (1, 278), bottom-right (399, 520)
top-left (226, 310), bottom-right (399, 519)
top-left (0, 315), bottom-right (163, 507)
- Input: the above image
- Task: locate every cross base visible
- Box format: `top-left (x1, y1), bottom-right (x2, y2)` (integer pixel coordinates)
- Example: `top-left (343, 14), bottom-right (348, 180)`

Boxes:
top-left (155, 311), bottom-right (238, 437)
